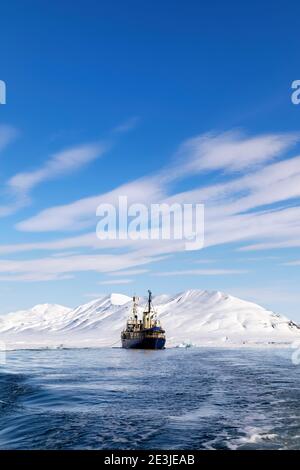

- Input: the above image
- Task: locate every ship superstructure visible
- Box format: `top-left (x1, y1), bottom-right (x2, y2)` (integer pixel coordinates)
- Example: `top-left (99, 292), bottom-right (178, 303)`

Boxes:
top-left (121, 290), bottom-right (166, 349)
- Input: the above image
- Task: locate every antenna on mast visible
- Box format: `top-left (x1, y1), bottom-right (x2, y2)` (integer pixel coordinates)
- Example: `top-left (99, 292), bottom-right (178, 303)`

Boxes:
top-left (148, 289), bottom-right (152, 313)
top-left (132, 294), bottom-right (139, 320)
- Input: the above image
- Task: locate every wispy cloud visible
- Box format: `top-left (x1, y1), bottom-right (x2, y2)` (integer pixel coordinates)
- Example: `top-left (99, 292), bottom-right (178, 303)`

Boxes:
top-left (0, 125), bottom-right (18, 153)
top-left (8, 142), bottom-right (106, 195)
top-left (0, 273), bottom-right (74, 282)
top-left (239, 240), bottom-right (300, 251)
top-left (0, 139), bottom-right (108, 219)
top-left (84, 293), bottom-right (107, 299)
top-left (0, 125), bottom-right (21, 216)
top-left (98, 279), bottom-right (134, 285)
top-left (16, 177), bottom-right (164, 232)
top-left (282, 260), bottom-right (300, 266)
top-left (2, 129), bottom-right (300, 282)
top-left (0, 253), bottom-right (160, 282)
top-left (0, 118), bottom-right (138, 219)
top-left (16, 130), bottom-right (298, 234)
top-left (107, 268), bottom-right (149, 276)
top-left (168, 130), bottom-right (297, 179)
top-left (153, 269), bottom-right (248, 276)
top-left (112, 116), bottom-right (140, 134)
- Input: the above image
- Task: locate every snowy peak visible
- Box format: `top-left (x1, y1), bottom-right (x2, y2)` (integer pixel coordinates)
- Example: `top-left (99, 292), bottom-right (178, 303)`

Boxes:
top-left (0, 303), bottom-right (71, 334)
top-left (72, 293), bottom-right (131, 312)
top-left (110, 293), bottom-right (132, 306)
top-left (30, 303), bottom-right (71, 315)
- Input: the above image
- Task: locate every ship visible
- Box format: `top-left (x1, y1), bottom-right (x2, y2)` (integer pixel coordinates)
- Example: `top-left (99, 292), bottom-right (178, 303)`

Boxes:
top-left (121, 290), bottom-right (166, 349)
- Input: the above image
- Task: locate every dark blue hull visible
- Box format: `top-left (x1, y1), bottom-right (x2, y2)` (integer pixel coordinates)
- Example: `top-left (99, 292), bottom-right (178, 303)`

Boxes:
top-left (121, 335), bottom-right (166, 350)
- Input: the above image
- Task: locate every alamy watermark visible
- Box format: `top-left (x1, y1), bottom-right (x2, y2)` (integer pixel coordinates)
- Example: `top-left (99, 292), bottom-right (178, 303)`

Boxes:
top-left (291, 80), bottom-right (300, 105)
top-left (0, 80), bottom-right (6, 105)
top-left (96, 196), bottom-right (204, 251)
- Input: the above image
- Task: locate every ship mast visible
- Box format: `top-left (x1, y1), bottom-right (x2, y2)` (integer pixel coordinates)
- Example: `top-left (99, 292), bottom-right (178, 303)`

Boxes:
top-left (147, 290), bottom-right (152, 313)
top-left (132, 295), bottom-right (139, 320)
top-left (143, 290), bottom-right (155, 329)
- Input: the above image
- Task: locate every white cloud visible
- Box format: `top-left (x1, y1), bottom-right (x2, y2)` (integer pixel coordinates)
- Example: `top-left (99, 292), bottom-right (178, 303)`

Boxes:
top-left (203, 207), bottom-right (300, 250)
top-left (108, 268), bottom-right (149, 276)
top-left (0, 139), bottom-right (108, 220)
top-left (0, 199), bottom-right (26, 217)
top-left (84, 293), bottom-right (106, 298)
top-left (0, 273), bottom-right (74, 282)
top-left (0, 119), bottom-right (139, 220)
top-left (0, 125), bottom-right (22, 216)
top-left (193, 259), bottom-right (218, 264)
top-left (112, 116), bottom-right (140, 134)
top-left (8, 142), bottom-right (106, 195)
top-left (98, 279), bottom-right (133, 285)
top-left (0, 232), bottom-right (97, 255)
top-left (153, 269), bottom-right (248, 276)
top-left (170, 130), bottom-right (297, 177)
top-left (0, 125), bottom-right (17, 153)
top-left (0, 232), bottom-right (139, 255)
top-left (239, 240), bottom-right (300, 251)
top-left (16, 177), bottom-right (165, 232)
top-left (0, 252), bottom-right (161, 281)
top-left (282, 260), bottom-right (300, 266)
top-left (165, 154), bottom-right (300, 217)
top-left (2, 129), bottom-right (300, 282)
top-left (16, 130), bottom-right (299, 235)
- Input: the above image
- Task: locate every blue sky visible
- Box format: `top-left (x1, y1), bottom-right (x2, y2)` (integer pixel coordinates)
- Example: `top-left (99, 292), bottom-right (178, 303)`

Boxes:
top-left (1, 0), bottom-right (300, 319)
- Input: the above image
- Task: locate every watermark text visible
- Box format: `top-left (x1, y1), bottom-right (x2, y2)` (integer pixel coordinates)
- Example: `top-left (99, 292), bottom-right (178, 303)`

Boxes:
top-left (96, 196), bottom-right (204, 251)
top-left (0, 80), bottom-right (6, 105)
top-left (291, 80), bottom-right (300, 105)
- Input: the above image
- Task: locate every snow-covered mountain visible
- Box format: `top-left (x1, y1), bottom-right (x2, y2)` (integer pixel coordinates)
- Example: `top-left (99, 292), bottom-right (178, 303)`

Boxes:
top-left (0, 290), bottom-right (299, 350)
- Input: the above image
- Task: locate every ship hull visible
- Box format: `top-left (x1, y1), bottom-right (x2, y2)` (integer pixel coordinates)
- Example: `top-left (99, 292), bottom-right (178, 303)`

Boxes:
top-left (121, 335), bottom-right (165, 350)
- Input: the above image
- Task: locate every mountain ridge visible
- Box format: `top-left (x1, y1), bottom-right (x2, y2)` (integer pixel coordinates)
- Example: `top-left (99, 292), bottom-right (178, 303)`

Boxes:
top-left (0, 289), bottom-right (299, 349)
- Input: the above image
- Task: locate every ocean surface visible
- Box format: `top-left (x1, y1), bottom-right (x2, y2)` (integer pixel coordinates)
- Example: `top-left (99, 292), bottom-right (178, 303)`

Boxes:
top-left (0, 348), bottom-right (300, 449)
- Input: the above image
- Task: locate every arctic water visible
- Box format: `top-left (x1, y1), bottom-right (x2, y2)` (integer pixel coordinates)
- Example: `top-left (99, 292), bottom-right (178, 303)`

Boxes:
top-left (0, 348), bottom-right (299, 449)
